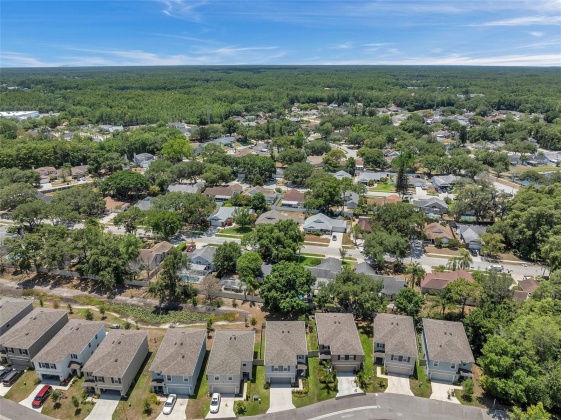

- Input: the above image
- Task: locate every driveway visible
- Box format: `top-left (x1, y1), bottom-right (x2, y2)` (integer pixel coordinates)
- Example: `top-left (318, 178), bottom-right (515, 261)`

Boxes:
top-left (429, 381), bottom-right (461, 404)
top-left (336, 372), bottom-right (363, 398)
top-left (205, 395), bottom-right (237, 419)
top-left (19, 381), bottom-right (72, 410)
top-left (85, 392), bottom-right (121, 420)
top-left (384, 374), bottom-right (414, 397)
top-left (0, 384), bottom-right (11, 397)
top-left (267, 384), bottom-right (295, 413)
top-left (156, 396), bottom-right (189, 420)
top-left (328, 233), bottom-right (343, 249)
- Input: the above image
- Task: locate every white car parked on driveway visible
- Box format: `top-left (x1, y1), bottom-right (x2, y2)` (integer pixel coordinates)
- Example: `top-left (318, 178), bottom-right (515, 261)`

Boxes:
top-left (163, 394), bottom-right (177, 415)
top-left (209, 393), bottom-right (221, 414)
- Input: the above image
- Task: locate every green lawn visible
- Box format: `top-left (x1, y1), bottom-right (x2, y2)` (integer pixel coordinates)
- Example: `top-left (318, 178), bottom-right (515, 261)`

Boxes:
top-left (454, 389), bottom-right (483, 407)
top-left (292, 358), bottom-right (337, 408)
top-left (369, 184), bottom-right (396, 192)
top-left (219, 226), bottom-right (253, 236)
top-left (4, 369), bottom-right (40, 402)
top-left (299, 253), bottom-right (326, 258)
top-left (215, 233), bottom-right (244, 239)
top-left (409, 360), bottom-right (432, 398)
top-left (242, 366), bottom-right (270, 416)
top-left (298, 257), bottom-right (322, 267)
top-left (186, 352), bottom-right (211, 419)
top-left (42, 377), bottom-right (94, 419)
top-left (358, 327), bottom-right (387, 392)
top-left (307, 320), bottom-right (318, 351)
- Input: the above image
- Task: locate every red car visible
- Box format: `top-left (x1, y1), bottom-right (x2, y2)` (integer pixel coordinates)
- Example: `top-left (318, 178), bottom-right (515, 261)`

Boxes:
top-left (32, 385), bottom-right (52, 408)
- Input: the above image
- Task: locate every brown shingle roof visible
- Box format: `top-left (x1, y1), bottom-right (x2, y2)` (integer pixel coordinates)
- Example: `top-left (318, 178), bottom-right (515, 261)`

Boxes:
top-left (373, 314), bottom-right (417, 358)
top-left (32, 320), bottom-right (105, 364)
top-left (207, 330), bottom-right (254, 375)
top-left (204, 184), bottom-right (243, 197)
top-left (82, 330), bottom-right (147, 378)
top-left (150, 329), bottom-right (206, 376)
top-left (265, 321), bottom-right (307, 366)
top-left (422, 319), bottom-right (474, 364)
top-left (315, 313), bottom-right (363, 356)
top-left (282, 189), bottom-right (305, 203)
top-left (0, 298), bottom-right (33, 330)
top-left (421, 270), bottom-right (474, 291)
top-left (423, 222), bottom-right (454, 241)
top-left (519, 278), bottom-right (539, 293)
top-left (0, 308), bottom-right (68, 349)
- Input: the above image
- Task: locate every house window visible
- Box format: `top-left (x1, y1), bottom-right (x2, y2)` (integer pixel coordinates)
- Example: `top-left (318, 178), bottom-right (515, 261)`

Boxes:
top-left (71, 354), bottom-right (78, 360)
top-left (183, 377), bottom-right (189, 382)
top-left (433, 361), bottom-right (439, 367)
top-left (112, 377), bottom-right (121, 384)
top-left (242, 363), bottom-right (247, 367)
top-left (273, 366), bottom-right (279, 372)
top-left (407, 357), bottom-right (411, 363)
top-left (8, 348), bottom-right (14, 353)
top-left (214, 376), bottom-right (220, 381)
top-left (166, 375), bottom-right (172, 381)
top-left (283, 366), bottom-right (289, 372)
top-left (88, 343), bottom-right (91, 348)
top-left (21, 349), bottom-right (28, 355)
top-left (50, 364), bottom-right (56, 369)
top-left (95, 334), bottom-right (98, 339)
top-left (451, 363), bottom-right (456, 370)
top-left (96, 377), bottom-right (105, 383)
top-left (398, 356), bottom-right (403, 362)
top-left (228, 376), bottom-right (233, 381)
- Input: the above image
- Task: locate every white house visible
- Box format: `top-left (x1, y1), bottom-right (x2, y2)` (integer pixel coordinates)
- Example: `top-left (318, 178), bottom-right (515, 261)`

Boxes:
top-left (303, 213), bottom-right (348, 234)
top-left (33, 320), bottom-right (106, 383)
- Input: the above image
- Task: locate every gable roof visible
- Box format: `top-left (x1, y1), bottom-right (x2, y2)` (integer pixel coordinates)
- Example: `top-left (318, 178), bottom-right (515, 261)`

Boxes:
top-left (334, 170), bottom-right (352, 180)
top-left (412, 197), bottom-right (448, 210)
top-left (207, 330), bottom-right (254, 375)
top-left (0, 309), bottom-right (68, 349)
top-left (423, 222), bottom-right (454, 241)
top-left (187, 246), bottom-right (216, 264)
top-left (0, 297), bottom-right (33, 329)
top-left (343, 191), bottom-right (359, 205)
top-left (518, 278), bottom-right (539, 293)
top-left (357, 217), bottom-right (373, 233)
top-left (256, 210), bottom-right (291, 225)
top-left (304, 213), bottom-right (347, 231)
top-left (282, 189), bottom-right (306, 203)
top-left (265, 321), bottom-right (307, 366)
top-left (82, 330), bottom-right (147, 377)
top-left (138, 242), bottom-right (174, 266)
top-left (246, 186), bottom-right (277, 198)
top-left (368, 195), bottom-right (401, 206)
top-left (150, 329), bottom-right (206, 376)
top-left (204, 185), bottom-right (243, 198)
top-left (32, 320), bottom-right (105, 364)
top-left (357, 171), bottom-right (395, 182)
top-left (208, 206), bottom-right (238, 222)
top-left (422, 318), bottom-right (474, 364)
top-left (315, 313), bottom-right (363, 356)
top-left (458, 225), bottom-right (487, 243)
top-left (421, 270), bottom-right (474, 291)
top-left (307, 258), bottom-right (342, 288)
top-left (167, 183), bottom-right (204, 194)
top-left (374, 313), bottom-right (417, 358)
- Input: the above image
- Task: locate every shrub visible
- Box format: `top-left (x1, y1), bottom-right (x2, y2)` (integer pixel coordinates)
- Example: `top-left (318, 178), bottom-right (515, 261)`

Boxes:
top-left (67, 304), bottom-right (73, 314)
top-left (98, 305), bottom-right (106, 319)
top-left (192, 296), bottom-right (198, 307)
top-left (263, 382), bottom-right (270, 390)
top-left (215, 298), bottom-right (223, 308)
top-left (462, 378), bottom-right (474, 401)
top-left (22, 289), bottom-right (34, 297)
top-left (245, 381), bottom-right (252, 401)
top-left (72, 395), bottom-right (79, 408)
top-left (177, 242), bottom-right (187, 251)
top-left (251, 316), bottom-right (257, 326)
top-left (143, 398), bottom-right (153, 415)
top-left (84, 309), bottom-right (94, 321)
top-left (149, 392), bottom-right (160, 405)
top-left (123, 321), bottom-right (131, 330)
top-left (53, 300), bottom-right (60, 309)
top-left (232, 298), bottom-right (238, 308)
top-left (39, 297), bottom-right (44, 307)
top-left (234, 400), bottom-right (246, 415)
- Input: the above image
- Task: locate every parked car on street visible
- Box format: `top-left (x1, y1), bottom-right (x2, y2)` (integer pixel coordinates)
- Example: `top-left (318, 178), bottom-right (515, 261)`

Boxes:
top-left (163, 394), bottom-right (177, 415)
top-left (487, 264), bottom-right (504, 272)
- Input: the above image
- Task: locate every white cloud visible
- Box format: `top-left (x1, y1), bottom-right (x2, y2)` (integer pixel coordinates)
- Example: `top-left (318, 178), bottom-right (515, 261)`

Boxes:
top-left (528, 31), bottom-right (545, 37)
top-left (473, 15), bottom-right (561, 27)
top-left (0, 52), bottom-right (57, 67)
top-left (330, 42), bottom-right (353, 50)
top-left (198, 46), bottom-right (278, 56)
top-left (157, 0), bottom-right (208, 21)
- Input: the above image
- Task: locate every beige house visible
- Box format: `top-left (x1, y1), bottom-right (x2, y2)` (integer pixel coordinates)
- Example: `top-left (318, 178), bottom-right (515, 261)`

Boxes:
top-left (0, 308), bottom-right (68, 367)
top-left (0, 297), bottom-right (33, 337)
top-left (373, 313), bottom-right (417, 376)
top-left (315, 313), bottom-right (364, 372)
top-left (207, 330), bottom-right (254, 395)
top-left (265, 321), bottom-right (307, 385)
top-left (82, 330), bottom-right (149, 396)
top-left (138, 241), bottom-right (174, 270)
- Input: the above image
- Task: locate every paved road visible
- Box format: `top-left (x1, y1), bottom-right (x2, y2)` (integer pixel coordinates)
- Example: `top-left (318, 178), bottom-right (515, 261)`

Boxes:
top-left (250, 393), bottom-right (502, 420)
top-left (0, 397), bottom-right (52, 420)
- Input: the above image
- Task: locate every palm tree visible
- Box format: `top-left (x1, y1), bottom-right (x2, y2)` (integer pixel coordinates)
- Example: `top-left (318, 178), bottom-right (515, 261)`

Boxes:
top-left (429, 290), bottom-right (454, 318)
top-left (405, 262), bottom-right (426, 289)
top-left (447, 256), bottom-right (460, 271)
top-left (457, 249), bottom-right (473, 270)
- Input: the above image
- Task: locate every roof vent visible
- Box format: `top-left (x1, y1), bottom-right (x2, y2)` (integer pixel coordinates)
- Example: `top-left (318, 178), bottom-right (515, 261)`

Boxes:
top-left (180, 342), bottom-right (183, 346)
top-left (182, 355), bottom-right (185, 359)
top-left (114, 359), bottom-right (118, 362)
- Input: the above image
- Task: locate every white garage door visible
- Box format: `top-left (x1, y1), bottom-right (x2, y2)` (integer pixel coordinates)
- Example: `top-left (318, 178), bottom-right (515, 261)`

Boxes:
top-left (388, 365), bottom-right (412, 376)
top-left (166, 386), bottom-right (192, 396)
top-left (211, 385), bottom-right (237, 395)
top-left (430, 371), bottom-right (454, 383)
top-left (336, 364), bottom-right (357, 373)
top-left (269, 376), bottom-right (292, 384)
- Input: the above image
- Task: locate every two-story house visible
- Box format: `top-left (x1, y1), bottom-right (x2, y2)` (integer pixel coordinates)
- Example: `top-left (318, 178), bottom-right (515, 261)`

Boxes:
top-left (32, 320), bottom-right (106, 382)
top-left (373, 313), bottom-right (417, 376)
top-left (0, 297), bottom-right (33, 337)
top-left (82, 330), bottom-right (149, 396)
top-left (421, 319), bottom-right (474, 383)
top-left (315, 313), bottom-right (364, 372)
top-left (150, 329), bottom-right (206, 396)
top-left (207, 330), bottom-right (254, 395)
top-left (0, 309), bottom-right (68, 367)
top-left (265, 321), bottom-right (307, 385)
top-left (137, 241), bottom-right (174, 270)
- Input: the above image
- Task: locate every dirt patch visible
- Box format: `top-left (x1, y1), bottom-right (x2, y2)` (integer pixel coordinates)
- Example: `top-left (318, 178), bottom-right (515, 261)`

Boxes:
top-left (304, 234), bottom-right (330, 244)
top-left (425, 246), bottom-right (461, 256)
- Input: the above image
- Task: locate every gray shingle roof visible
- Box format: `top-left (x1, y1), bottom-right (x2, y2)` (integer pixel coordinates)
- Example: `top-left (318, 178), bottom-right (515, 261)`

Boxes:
top-left (256, 210), bottom-right (291, 225)
top-left (32, 320), bottom-right (105, 364)
top-left (265, 321), bottom-right (307, 366)
top-left (82, 330), bottom-right (147, 378)
top-left (187, 246), bottom-right (216, 264)
top-left (150, 329), bottom-right (206, 376)
top-left (304, 213), bottom-right (347, 231)
top-left (0, 308), bottom-right (68, 349)
top-left (422, 319), bottom-right (474, 364)
top-left (315, 313), bottom-right (363, 356)
top-left (207, 330), bottom-right (254, 376)
top-left (374, 314), bottom-right (417, 358)
top-left (0, 297), bottom-right (33, 329)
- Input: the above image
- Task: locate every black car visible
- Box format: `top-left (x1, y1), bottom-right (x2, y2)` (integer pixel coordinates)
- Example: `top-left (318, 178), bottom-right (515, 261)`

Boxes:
top-left (2, 369), bottom-right (24, 386)
top-left (0, 366), bottom-right (13, 381)
top-left (469, 249), bottom-right (478, 257)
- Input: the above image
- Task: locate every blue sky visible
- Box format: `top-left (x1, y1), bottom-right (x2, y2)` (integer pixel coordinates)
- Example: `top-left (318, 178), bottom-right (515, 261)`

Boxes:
top-left (1, 0), bottom-right (560, 67)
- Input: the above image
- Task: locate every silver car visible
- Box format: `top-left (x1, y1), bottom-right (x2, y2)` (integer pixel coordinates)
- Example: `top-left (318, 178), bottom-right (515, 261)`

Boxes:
top-left (163, 394), bottom-right (177, 415)
top-left (210, 393), bottom-right (221, 414)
